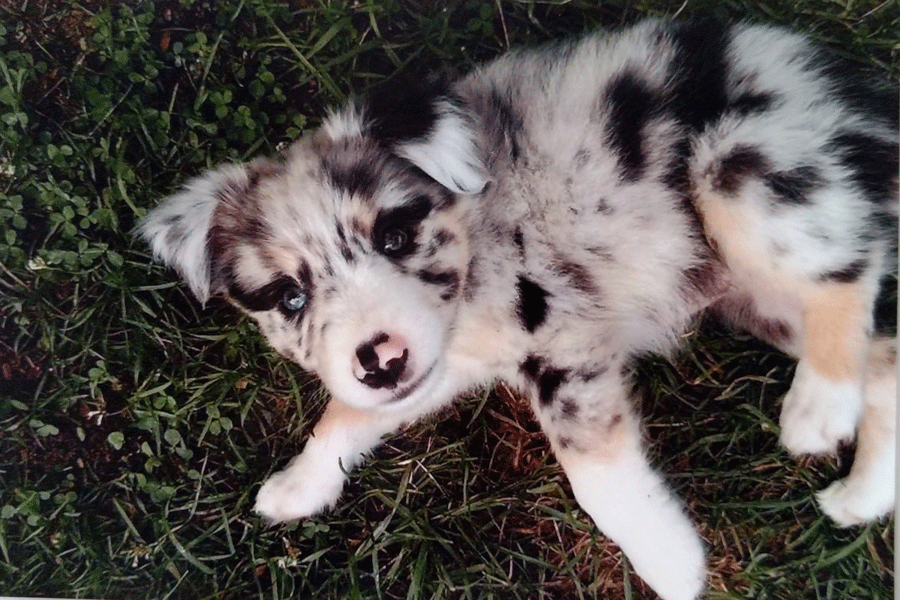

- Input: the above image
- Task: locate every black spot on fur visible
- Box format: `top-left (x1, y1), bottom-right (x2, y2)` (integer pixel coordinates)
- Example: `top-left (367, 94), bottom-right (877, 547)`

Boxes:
top-left (728, 92), bottom-right (774, 116)
top-left (326, 160), bottom-right (379, 199)
top-left (604, 71), bottom-right (659, 181)
top-left (538, 367), bottom-right (568, 407)
top-left (821, 259), bottom-right (869, 284)
top-left (714, 145), bottom-right (770, 195)
top-left (463, 254), bottom-right (480, 301)
top-left (424, 229), bottom-right (456, 258)
top-left (607, 413), bottom-right (623, 434)
top-left (365, 77), bottom-right (449, 144)
top-left (827, 131), bottom-right (898, 206)
top-left (557, 436), bottom-right (572, 450)
top-left (661, 137), bottom-right (708, 247)
top-left (519, 355), bottom-right (572, 406)
top-left (587, 245), bottom-right (614, 262)
top-left (516, 276), bottom-right (550, 332)
top-left (433, 229), bottom-right (455, 247)
top-left (766, 166), bottom-right (823, 205)
top-left (868, 210), bottom-right (899, 239)
top-left (297, 263), bottom-right (313, 291)
top-left (560, 398), bottom-right (579, 419)
top-left (667, 20), bottom-right (730, 131)
top-left (575, 363), bottom-right (610, 382)
top-left (513, 227), bottom-right (525, 255)
top-left (596, 197), bottom-right (614, 215)
top-left (662, 137), bottom-right (692, 193)
top-left (417, 269), bottom-right (460, 300)
top-left (335, 222), bottom-right (355, 262)
top-left (520, 355), bottom-right (542, 381)
top-left (552, 254), bottom-right (597, 295)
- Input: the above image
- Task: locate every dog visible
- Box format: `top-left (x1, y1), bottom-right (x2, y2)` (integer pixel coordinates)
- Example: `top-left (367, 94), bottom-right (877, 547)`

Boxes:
top-left (141, 19), bottom-right (897, 600)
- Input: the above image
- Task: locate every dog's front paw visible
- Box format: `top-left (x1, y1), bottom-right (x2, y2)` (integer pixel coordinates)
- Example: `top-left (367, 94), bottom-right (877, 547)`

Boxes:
top-left (254, 453), bottom-right (346, 523)
top-left (779, 362), bottom-right (862, 456)
top-left (817, 475), bottom-right (895, 527)
top-left (630, 529), bottom-right (706, 600)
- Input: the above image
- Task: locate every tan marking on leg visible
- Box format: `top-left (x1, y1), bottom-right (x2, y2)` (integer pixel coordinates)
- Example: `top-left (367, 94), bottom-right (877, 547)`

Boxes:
top-left (313, 396), bottom-right (377, 436)
top-left (551, 407), bottom-right (638, 465)
top-left (800, 284), bottom-right (871, 382)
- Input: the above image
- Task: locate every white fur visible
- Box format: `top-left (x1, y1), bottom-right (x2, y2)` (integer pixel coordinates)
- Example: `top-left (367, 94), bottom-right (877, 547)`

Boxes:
top-left (817, 352), bottom-right (897, 525)
top-left (562, 446), bottom-right (706, 600)
top-left (779, 361), bottom-right (863, 455)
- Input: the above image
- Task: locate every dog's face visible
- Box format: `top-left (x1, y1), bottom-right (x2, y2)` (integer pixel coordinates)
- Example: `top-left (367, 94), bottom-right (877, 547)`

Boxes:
top-left (142, 99), bottom-right (488, 410)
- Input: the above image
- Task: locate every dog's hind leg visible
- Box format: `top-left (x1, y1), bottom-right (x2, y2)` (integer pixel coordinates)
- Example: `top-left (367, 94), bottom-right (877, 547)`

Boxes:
top-left (779, 283), bottom-right (871, 456)
top-left (817, 337), bottom-right (896, 526)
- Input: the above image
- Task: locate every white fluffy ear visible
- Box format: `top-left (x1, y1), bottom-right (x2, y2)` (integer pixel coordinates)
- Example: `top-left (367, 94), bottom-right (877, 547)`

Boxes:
top-left (393, 99), bottom-right (489, 195)
top-left (140, 163), bottom-right (252, 304)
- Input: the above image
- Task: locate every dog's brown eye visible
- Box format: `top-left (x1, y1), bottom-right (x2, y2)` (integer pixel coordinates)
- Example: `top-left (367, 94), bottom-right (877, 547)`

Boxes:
top-left (281, 286), bottom-right (308, 313)
top-left (381, 228), bottom-right (409, 255)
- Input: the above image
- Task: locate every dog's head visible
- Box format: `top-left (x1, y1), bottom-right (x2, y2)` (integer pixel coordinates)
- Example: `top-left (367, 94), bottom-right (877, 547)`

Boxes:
top-left (142, 87), bottom-right (488, 410)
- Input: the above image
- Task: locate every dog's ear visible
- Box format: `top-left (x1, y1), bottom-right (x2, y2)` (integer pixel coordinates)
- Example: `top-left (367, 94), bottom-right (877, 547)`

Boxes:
top-left (140, 162), bottom-right (260, 304)
top-left (323, 79), bottom-right (489, 195)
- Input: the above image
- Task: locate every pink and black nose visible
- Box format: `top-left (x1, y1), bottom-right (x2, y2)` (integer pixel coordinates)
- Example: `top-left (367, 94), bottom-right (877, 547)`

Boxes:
top-left (353, 332), bottom-right (409, 389)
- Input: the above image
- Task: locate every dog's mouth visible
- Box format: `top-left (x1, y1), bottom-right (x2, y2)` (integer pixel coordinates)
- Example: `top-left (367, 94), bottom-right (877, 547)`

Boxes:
top-left (388, 362), bottom-right (437, 403)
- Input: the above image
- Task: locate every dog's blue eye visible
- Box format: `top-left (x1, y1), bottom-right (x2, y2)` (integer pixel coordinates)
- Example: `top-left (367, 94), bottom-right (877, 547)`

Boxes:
top-left (382, 228), bottom-right (409, 254)
top-left (281, 287), bottom-right (308, 313)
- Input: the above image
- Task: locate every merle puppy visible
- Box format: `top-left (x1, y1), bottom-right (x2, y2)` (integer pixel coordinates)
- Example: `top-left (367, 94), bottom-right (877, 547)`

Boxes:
top-left (142, 19), bottom-right (897, 600)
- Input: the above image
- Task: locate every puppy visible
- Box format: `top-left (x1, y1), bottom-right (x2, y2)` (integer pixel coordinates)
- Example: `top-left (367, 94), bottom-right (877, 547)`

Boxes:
top-left (142, 19), bottom-right (897, 600)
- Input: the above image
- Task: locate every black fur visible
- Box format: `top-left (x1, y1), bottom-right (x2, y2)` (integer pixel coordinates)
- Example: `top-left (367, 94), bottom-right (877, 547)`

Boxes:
top-left (604, 70), bottom-right (659, 181)
top-left (325, 158), bottom-right (380, 199)
top-left (766, 166), bottom-right (823, 205)
top-left (827, 131), bottom-right (899, 206)
top-left (821, 259), bottom-right (869, 284)
top-left (365, 77), bottom-right (451, 145)
top-left (729, 91), bottom-right (775, 116)
top-left (551, 254), bottom-right (597, 295)
top-left (416, 268), bottom-right (460, 301)
top-left (666, 20), bottom-right (730, 131)
top-left (538, 367), bottom-right (568, 407)
top-left (516, 276), bottom-right (550, 332)
top-left (714, 145), bottom-right (770, 195)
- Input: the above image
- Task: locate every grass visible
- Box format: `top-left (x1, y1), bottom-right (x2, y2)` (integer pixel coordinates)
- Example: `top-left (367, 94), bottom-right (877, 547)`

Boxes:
top-left (0, 0), bottom-right (895, 598)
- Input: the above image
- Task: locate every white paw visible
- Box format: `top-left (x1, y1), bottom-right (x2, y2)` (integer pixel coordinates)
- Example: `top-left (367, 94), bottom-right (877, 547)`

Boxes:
top-left (254, 453), bottom-right (346, 523)
top-left (779, 362), bottom-right (862, 456)
top-left (626, 527), bottom-right (706, 600)
top-left (567, 458), bottom-right (706, 600)
top-left (817, 474), bottom-right (895, 527)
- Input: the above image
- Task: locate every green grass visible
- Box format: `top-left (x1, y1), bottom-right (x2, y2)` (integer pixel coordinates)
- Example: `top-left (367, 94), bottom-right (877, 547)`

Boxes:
top-left (0, 0), bottom-right (895, 598)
